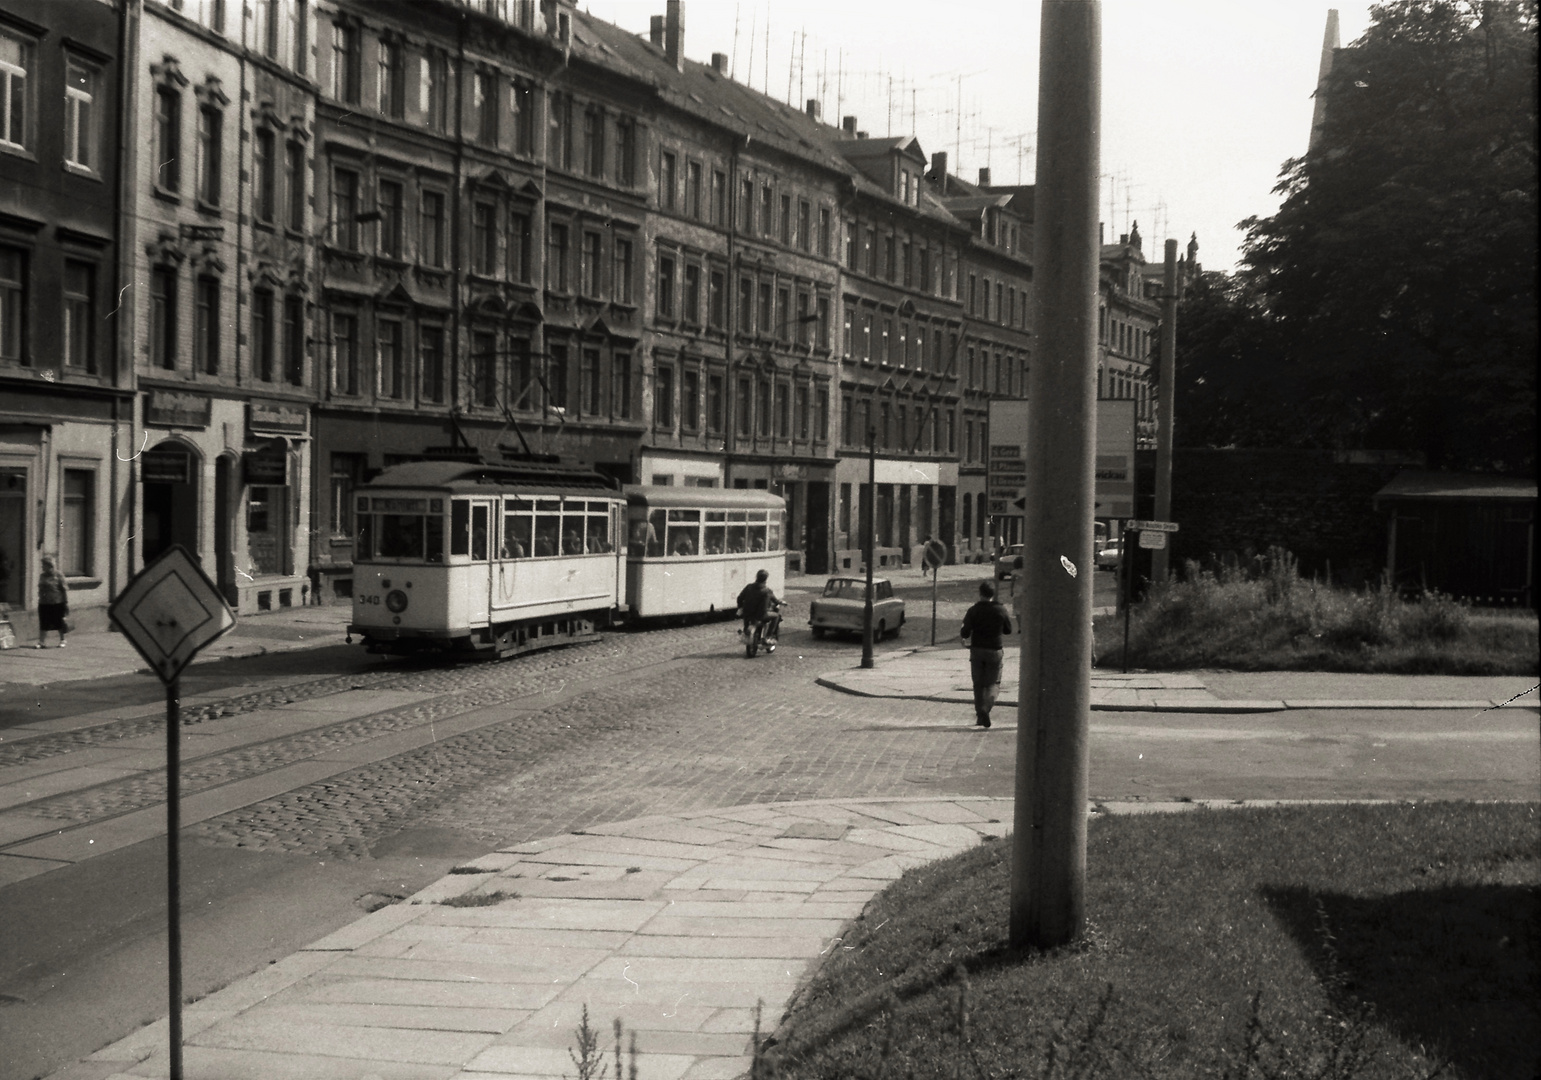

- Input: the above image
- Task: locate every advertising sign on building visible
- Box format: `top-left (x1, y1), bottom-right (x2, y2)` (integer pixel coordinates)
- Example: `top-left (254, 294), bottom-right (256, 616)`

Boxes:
top-left (248, 401), bottom-right (309, 435)
top-left (145, 390), bottom-right (212, 429)
top-left (985, 398), bottom-right (1140, 522)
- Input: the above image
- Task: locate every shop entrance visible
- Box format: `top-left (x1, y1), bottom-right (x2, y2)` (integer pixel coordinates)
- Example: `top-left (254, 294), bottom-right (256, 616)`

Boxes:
top-left (244, 445), bottom-right (291, 576)
top-left (215, 456), bottom-right (236, 604)
top-left (805, 481), bottom-right (830, 575)
top-left (141, 443), bottom-right (199, 565)
top-left (0, 467), bottom-right (27, 606)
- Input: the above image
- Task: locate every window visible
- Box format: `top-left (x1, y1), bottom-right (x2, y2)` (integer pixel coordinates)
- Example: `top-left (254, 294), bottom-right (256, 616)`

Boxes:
top-left (292, 0), bottom-right (308, 73)
top-left (776, 287), bottom-right (790, 340)
top-left (331, 20), bottom-right (360, 103)
top-left (758, 282), bottom-right (772, 334)
top-left (862, 313), bottom-right (873, 359)
top-left (682, 369), bottom-right (699, 431)
top-left (285, 142), bottom-right (305, 231)
top-left (656, 253), bottom-right (675, 318)
top-left (757, 378), bottom-right (771, 436)
top-left (332, 169), bottom-right (359, 248)
top-left (0, 248), bottom-right (23, 357)
top-left (968, 274), bottom-right (977, 314)
top-left (154, 87), bottom-right (180, 191)
top-left (615, 117), bottom-right (635, 185)
top-left (816, 296), bottom-right (830, 349)
top-left (472, 331), bottom-right (497, 407)
top-left (252, 287), bottom-right (274, 380)
top-left (548, 91), bottom-right (570, 168)
top-left (473, 202), bottom-right (496, 275)
top-left (707, 372), bottom-right (724, 433)
top-left (504, 210), bottom-right (528, 282)
top-left (686, 160), bottom-right (703, 219)
top-left (711, 169), bottom-right (726, 225)
top-left (475, 70), bottom-right (497, 144)
top-left (378, 179), bottom-right (403, 258)
top-left (660, 151), bottom-right (676, 211)
top-left (333, 312), bottom-right (358, 394)
top-left (422, 50), bottom-right (448, 132)
top-left (612, 352), bottom-right (632, 418)
top-left (817, 384), bottom-right (829, 440)
top-left (655, 364), bottom-right (674, 428)
top-left (866, 227), bottom-right (877, 275)
top-left (902, 241), bottom-right (912, 287)
top-left (513, 79), bottom-right (535, 154)
top-left (581, 348), bottom-right (602, 415)
top-left (62, 261), bottom-right (93, 371)
top-left (420, 323), bottom-right (444, 403)
top-left (64, 57), bottom-right (100, 172)
top-left (779, 194), bottom-right (791, 244)
top-left (796, 199), bottom-right (811, 252)
top-left (683, 264), bottom-right (700, 323)
top-left (509, 337), bottom-right (533, 410)
top-left (740, 178), bottom-right (754, 232)
top-left (815, 207), bottom-right (830, 258)
top-left (0, 28), bottom-right (34, 153)
top-left (884, 235), bottom-right (896, 281)
top-left (583, 107), bottom-right (604, 177)
top-left (420, 191), bottom-right (445, 267)
top-left (775, 382), bottom-right (790, 438)
top-left (197, 104), bottom-right (222, 205)
top-left (149, 266), bottom-right (175, 369)
top-left (253, 129), bottom-right (276, 223)
top-left (570, 231), bottom-right (599, 297)
top-left (283, 294), bottom-right (304, 386)
top-left (378, 318), bottom-right (403, 399)
top-left (761, 186), bottom-right (774, 237)
top-left (841, 394), bottom-right (853, 446)
top-left (255, 0), bottom-right (279, 57)
top-left (377, 37), bottom-right (404, 118)
top-left (194, 277), bottom-right (219, 374)
top-left (547, 222), bottom-right (568, 290)
top-left (329, 453), bottom-right (363, 537)
top-left (61, 469), bottom-right (94, 577)
top-left (708, 269), bottom-right (725, 328)
top-left (996, 282), bottom-right (1004, 324)
top-left (612, 237), bottom-right (632, 303)
top-left (738, 277), bottom-right (752, 331)
top-left (735, 375), bottom-right (751, 438)
top-left (882, 318), bottom-right (893, 362)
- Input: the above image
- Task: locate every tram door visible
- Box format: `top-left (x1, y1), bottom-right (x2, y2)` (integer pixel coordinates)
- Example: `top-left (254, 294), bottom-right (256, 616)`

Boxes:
top-left (469, 499), bottom-right (492, 624)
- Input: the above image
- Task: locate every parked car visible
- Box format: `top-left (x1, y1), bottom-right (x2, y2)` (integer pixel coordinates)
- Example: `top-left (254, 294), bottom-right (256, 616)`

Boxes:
top-left (1097, 534), bottom-right (1123, 570)
top-left (994, 544), bottom-right (1024, 579)
top-left (809, 576), bottom-right (905, 640)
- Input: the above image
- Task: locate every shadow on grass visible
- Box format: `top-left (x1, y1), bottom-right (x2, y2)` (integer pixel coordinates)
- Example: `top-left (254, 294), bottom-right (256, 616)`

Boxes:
top-left (1262, 882), bottom-right (1540, 1080)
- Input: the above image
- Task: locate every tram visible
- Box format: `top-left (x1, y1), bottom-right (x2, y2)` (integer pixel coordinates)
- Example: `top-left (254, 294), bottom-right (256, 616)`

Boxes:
top-left (346, 459), bottom-right (786, 657)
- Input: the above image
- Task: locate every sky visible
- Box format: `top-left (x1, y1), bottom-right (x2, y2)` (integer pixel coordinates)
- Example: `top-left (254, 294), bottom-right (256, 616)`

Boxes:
top-left (579, 1), bottom-right (1375, 273)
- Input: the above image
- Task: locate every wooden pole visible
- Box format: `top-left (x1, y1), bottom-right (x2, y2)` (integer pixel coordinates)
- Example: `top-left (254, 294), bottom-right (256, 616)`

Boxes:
top-left (861, 429), bottom-right (876, 669)
top-left (1152, 238), bottom-right (1179, 581)
top-left (1011, 0), bottom-right (1100, 950)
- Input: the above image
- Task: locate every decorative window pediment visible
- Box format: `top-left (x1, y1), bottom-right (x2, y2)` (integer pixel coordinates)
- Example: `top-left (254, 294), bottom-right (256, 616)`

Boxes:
top-left (145, 232), bottom-right (186, 265)
top-left (192, 246), bottom-right (225, 273)
top-left (194, 76), bottom-right (229, 108)
top-left (150, 54), bottom-right (188, 88)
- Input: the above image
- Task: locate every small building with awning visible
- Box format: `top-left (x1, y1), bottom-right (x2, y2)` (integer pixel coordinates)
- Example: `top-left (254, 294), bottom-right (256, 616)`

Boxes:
top-left (1373, 472), bottom-right (1536, 607)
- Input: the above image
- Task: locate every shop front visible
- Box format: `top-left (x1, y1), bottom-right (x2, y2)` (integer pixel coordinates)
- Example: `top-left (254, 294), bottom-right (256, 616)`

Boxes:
top-left (831, 456), bottom-right (956, 573)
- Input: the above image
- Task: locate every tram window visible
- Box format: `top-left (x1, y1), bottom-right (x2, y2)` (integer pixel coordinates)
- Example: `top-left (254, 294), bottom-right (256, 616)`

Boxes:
top-left (425, 514), bottom-right (445, 561)
top-left (357, 514), bottom-right (373, 559)
top-left (379, 515), bottom-right (425, 559)
top-left (628, 513), bottom-right (649, 558)
top-left (666, 509), bottom-right (699, 557)
top-left (768, 519), bottom-right (781, 551)
top-left (562, 517), bottom-right (586, 555)
top-left (647, 509), bottom-right (667, 556)
top-left (451, 501), bottom-right (470, 556)
top-left (704, 510), bottom-right (726, 555)
top-left (585, 513), bottom-right (610, 553)
top-left (471, 505), bottom-right (490, 560)
top-left (727, 510), bottom-right (747, 553)
top-left (748, 523), bottom-right (768, 551)
top-left (503, 513), bottom-right (531, 558)
top-left (534, 510), bottom-right (561, 557)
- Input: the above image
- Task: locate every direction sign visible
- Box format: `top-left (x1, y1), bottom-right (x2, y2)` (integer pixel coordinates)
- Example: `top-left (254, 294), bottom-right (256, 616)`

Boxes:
top-left (109, 545), bottom-right (235, 684)
top-left (1138, 530), bottom-right (1168, 550)
top-left (1126, 520), bottom-right (1180, 533)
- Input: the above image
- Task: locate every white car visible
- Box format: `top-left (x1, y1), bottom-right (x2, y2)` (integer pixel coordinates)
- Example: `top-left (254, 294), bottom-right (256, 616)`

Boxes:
top-left (1097, 535), bottom-right (1123, 570)
top-left (808, 576), bottom-right (905, 640)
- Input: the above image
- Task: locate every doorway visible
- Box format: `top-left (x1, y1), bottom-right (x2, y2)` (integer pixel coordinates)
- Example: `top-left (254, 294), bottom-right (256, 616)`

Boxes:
top-left (141, 443), bottom-right (199, 565)
top-left (0, 466), bottom-right (27, 606)
top-left (215, 456), bottom-right (236, 604)
top-left (805, 481), bottom-right (830, 574)
top-left (939, 485), bottom-right (956, 564)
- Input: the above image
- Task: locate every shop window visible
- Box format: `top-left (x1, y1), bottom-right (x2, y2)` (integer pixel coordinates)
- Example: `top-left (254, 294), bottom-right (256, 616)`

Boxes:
top-left (61, 469), bottom-right (94, 577)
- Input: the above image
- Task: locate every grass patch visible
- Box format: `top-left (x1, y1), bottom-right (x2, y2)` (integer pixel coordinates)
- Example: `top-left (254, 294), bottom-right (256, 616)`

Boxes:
top-left (437, 889), bottom-right (519, 908)
top-left (1095, 548), bottom-right (1538, 674)
top-left (770, 802), bottom-right (1538, 1079)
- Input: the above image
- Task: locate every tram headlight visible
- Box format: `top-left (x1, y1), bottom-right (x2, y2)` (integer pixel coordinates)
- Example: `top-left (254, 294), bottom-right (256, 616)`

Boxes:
top-left (385, 589), bottom-right (409, 613)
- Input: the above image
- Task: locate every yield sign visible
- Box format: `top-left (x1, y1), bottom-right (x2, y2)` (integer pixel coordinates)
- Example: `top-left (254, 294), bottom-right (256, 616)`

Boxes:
top-left (109, 545), bottom-right (235, 684)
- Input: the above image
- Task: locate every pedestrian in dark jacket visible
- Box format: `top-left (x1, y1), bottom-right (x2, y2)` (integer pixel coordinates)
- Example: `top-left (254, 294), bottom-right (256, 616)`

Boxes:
top-left (36, 556), bottom-right (68, 648)
top-left (960, 580), bottom-right (1011, 727)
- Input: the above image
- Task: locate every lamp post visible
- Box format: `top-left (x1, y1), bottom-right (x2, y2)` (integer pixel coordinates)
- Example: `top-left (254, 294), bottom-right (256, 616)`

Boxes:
top-left (860, 425), bottom-right (877, 668)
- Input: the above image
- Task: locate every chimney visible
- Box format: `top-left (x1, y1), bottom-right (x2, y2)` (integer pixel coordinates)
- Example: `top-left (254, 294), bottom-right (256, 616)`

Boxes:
top-left (711, 52), bottom-right (729, 75)
top-left (856, 130), bottom-right (868, 140)
top-left (978, 166), bottom-right (991, 186)
top-left (1309, 9), bottom-right (1341, 151)
top-left (930, 151), bottom-right (948, 194)
top-left (805, 98), bottom-right (821, 121)
top-left (650, 15), bottom-right (664, 48)
top-left (841, 115), bottom-right (857, 138)
top-left (664, 0), bottom-right (684, 72)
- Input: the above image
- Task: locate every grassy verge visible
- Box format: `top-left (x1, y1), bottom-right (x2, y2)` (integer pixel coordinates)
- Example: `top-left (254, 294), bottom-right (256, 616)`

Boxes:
top-left (769, 802), bottom-right (1538, 1079)
top-left (1093, 549), bottom-right (1538, 673)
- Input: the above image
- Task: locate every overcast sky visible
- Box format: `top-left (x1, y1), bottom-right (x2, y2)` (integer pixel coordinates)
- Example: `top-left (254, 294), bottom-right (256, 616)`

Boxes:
top-left (580, 1), bottom-right (1373, 273)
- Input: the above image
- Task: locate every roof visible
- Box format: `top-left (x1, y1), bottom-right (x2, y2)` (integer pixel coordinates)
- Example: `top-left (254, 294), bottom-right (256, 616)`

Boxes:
top-left (364, 460), bottom-right (619, 494)
top-left (1374, 471), bottom-right (1538, 502)
top-left (624, 486), bottom-right (786, 511)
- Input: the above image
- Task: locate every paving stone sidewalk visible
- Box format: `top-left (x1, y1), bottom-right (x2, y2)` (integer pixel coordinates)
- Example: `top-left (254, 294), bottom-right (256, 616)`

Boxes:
top-left (817, 646), bottom-right (1537, 713)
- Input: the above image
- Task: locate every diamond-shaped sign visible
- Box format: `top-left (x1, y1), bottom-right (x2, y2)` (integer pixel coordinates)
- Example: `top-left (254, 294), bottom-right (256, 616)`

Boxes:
top-left (109, 545), bottom-right (235, 684)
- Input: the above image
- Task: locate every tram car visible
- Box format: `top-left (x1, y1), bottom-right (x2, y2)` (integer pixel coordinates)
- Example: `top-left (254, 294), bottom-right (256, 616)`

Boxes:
top-left (347, 459), bottom-right (785, 657)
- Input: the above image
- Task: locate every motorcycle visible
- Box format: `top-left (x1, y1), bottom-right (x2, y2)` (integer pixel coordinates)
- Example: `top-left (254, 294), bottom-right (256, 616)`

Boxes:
top-left (739, 604), bottom-right (785, 658)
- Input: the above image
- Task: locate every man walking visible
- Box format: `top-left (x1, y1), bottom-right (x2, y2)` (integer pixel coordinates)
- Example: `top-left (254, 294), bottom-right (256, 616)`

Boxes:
top-left (960, 580), bottom-right (1012, 728)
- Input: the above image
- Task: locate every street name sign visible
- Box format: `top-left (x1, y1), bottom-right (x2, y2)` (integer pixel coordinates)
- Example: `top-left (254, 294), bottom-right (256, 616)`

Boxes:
top-left (1126, 520), bottom-right (1180, 533)
top-left (109, 545), bottom-right (235, 684)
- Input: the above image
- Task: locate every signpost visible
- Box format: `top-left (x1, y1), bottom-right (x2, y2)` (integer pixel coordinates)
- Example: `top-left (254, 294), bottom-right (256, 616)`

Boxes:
top-left (1121, 521), bottom-right (1179, 672)
top-left (108, 545), bottom-right (235, 1080)
top-left (922, 539), bottom-right (947, 645)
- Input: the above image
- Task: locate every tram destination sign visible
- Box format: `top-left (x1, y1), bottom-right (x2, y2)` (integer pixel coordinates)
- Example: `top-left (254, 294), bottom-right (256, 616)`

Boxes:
top-left (109, 545), bottom-right (235, 684)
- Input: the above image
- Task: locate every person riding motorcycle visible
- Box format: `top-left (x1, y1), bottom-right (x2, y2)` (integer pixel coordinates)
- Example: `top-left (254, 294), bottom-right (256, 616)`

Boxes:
top-left (736, 569), bottom-right (783, 649)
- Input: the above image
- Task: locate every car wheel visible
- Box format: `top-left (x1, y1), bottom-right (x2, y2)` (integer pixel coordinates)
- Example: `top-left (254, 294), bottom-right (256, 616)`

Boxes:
top-left (876, 620), bottom-right (886, 639)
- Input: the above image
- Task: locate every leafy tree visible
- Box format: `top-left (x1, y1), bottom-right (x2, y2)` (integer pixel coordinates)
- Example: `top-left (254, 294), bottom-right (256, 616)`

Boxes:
top-left (1239, 0), bottom-right (1536, 472)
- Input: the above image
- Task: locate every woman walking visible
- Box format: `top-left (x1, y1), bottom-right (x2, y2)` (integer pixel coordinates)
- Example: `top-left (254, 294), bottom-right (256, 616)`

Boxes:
top-left (36, 556), bottom-right (68, 648)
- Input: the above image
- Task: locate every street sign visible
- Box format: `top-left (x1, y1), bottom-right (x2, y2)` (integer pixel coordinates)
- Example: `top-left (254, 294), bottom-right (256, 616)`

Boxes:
top-left (922, 539), bottom-right (948, 571)
top-left (1138, 530), bottom-right (1167, 550)
top-left (1126, 520), bottom-right (1180, 533)
top-left (109, 545), bottom-right (235, 684)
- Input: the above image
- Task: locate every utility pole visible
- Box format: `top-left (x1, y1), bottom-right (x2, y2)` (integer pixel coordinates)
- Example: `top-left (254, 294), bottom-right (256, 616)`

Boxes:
top-left (861, 428), bottom-right (876, 669)
top-left (1151, 238), bottom-right (1178, 581)
top-left (1011, 0), bottom-right (1100, 950)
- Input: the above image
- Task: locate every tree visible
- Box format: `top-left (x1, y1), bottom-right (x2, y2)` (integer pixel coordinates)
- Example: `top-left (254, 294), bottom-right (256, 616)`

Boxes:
top-left (1240, 0), bottom-right (1537, 472)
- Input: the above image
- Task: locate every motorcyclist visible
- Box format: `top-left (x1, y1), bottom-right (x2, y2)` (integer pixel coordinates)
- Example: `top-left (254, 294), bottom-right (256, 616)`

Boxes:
top-left (736, 569), bottom-right (783, 648)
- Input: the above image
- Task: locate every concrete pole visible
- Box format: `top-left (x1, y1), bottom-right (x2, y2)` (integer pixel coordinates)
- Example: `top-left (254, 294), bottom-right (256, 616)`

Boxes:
top-left (860, 428), bottom-right (876, 669)
top-left (1152, 238), bottom-right (1178, 581)
top-left (1010, 0), bottom-right (1100, 950)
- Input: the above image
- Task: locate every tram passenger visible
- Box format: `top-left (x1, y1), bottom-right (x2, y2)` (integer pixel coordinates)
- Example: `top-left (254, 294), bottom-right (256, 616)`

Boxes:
top-left (735, 569), bottom-right (782, 645)
top-left (563, 527), bottom-right (585, 556)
